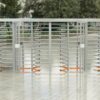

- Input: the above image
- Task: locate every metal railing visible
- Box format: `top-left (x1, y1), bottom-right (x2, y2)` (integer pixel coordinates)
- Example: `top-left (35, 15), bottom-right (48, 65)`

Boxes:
top-left (0, 18), bottom-right (100, 73)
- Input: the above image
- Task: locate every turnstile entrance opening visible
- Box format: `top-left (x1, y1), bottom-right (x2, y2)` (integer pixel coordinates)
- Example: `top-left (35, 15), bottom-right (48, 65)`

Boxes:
top-left (14, 22), bottom-right (86, 74)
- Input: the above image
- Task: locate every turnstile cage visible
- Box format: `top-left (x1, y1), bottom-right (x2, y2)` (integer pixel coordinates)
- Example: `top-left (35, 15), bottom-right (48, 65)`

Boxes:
top-left (0, 19), bottom-right (100, 72)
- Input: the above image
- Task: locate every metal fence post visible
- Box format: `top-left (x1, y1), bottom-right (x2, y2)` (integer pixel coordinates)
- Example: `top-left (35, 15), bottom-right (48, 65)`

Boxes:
top-left (49, 22), bottom-right (52, 75)
top-left (84, 22), bottom-right (88, 71)
top-left (12, 22), bottom-right (16, 72)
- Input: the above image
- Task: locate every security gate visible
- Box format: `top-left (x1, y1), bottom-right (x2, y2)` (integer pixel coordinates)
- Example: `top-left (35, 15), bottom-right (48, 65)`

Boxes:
top-left (0, 22), bottom-right (13, 70)
top-left (0, 19), bottom-right (100, 73)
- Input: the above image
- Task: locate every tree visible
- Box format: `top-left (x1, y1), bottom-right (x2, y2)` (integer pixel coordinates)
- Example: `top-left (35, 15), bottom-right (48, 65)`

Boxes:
top-left (34, 0), bottom-right (80, 18)
top-left (22, 0), bottom-right (44, 18)
top-left (95, 0), bottom-right (100, 17)
top-left (41, 0), bottom-right (80, 18)
top-left (0, 0), bottom-right (21, 18)
top-left (21, 0), bottom-right (100, 18)
top-left (22, 0), bottom-right (80, 18)
top-left (80, 0), bottom-right (98, 18)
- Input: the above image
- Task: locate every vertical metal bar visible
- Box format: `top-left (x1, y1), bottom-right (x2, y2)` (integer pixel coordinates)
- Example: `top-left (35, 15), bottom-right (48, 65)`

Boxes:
top-left (84, 22), bottom-right (88, 71)
top-left (22, 43), bottom-right (24, 70)
top-left (79, 22), bottom-right (81, 73)
top-left (31, 22), bottom-right (33, 72)
top-left (18, 22), bottom-right (21, 71)
top-left (49, 22), bottom-right (52, 75)
top-left (81, 22), bottom-right (83, 72)
top-left (98, 23), bottom-right (100, 68)
top-left (21, 22), bottom-right (24, 70)
top-left (12, 22), bottom-right (16, 72)
top-left (67, 22), bottom-right (69, 72)
top-left (83, 23), bottom-right (88, 100)
top-left (79, 22), bottom-right (82, 99)
top-left (0, 23), bottom-right (1, 69)
top-left (82, 23), bottom-right (85, 71)
top-left (76, 22), bottom-right (79, 71)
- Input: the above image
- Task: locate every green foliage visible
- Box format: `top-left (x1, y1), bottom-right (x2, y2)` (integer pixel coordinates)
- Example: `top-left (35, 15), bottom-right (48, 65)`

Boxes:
top-left (0, 0), bottom-right (100, 18)
top-left (30, 0), bottom-right (100, 18)
top-left (31, 0), bottom-right (80, 18)
top-left (32, 2), bottom-right (44, 18)
top-left (0, 0), bottom-right (21, 18)
top-left (80, 0), bottom-right (98, 18)
top-left (95, 0), bottom-right (100, 17)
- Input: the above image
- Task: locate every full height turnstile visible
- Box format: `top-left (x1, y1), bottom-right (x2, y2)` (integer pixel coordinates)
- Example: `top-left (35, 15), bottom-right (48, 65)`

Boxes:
top-left (0, 19), bottom-right (100, 73)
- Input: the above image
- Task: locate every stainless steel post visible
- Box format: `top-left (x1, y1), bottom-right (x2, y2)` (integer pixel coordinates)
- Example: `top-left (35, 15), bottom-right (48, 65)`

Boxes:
top-left (12, 22), bottom-right (16, 72)
top-left (49, 22), bottom-right (52, 75)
